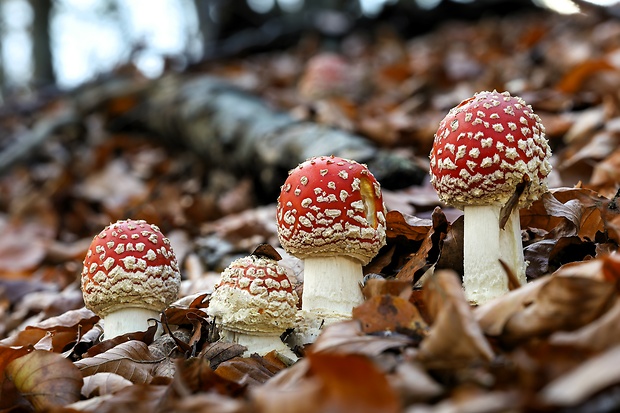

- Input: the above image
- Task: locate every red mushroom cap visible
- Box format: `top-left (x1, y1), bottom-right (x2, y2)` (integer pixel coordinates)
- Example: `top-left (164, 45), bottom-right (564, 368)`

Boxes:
top-left (276, 155), bottom-right (387, 265)
top-left (298, 53), bottom-right (352, 101)
top-left (207, 254), bottom-right (298, 334)
top-left (81, 219), bottom-right (181, 317)
top-left (429, 90), bottom-right (552, 208)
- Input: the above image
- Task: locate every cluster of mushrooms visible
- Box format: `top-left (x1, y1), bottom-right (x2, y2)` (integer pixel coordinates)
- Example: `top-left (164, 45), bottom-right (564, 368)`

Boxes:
top-left (80, 90), bottom-right (552, 361)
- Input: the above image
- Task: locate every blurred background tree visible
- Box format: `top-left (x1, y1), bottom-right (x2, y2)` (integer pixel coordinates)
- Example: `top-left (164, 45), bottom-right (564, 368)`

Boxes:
top-left (0, 0), bottom-right (614, 96)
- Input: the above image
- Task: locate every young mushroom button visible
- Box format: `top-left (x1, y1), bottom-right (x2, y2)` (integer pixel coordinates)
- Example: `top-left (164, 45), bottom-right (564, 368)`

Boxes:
top-left (429, 90), bottom-right (552, 305)
top-left (277, 155), bottom-right (387, 343)
top-left (207, 252), bottom-right (299, 362)
top-left (81, 219), bottom-right (181, 339)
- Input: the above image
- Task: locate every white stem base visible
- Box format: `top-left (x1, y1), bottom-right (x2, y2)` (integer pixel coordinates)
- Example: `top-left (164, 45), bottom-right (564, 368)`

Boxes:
top-left (102, 308), bottom-right (162, 340)
top-left (221, 329), bottom-right (297, 363)
top-left (287, 309), bottom-right (348, 347)
top-left (302, 256), bottom-right (364, 315)
top-left (463, 205), bottom-right (526, 305)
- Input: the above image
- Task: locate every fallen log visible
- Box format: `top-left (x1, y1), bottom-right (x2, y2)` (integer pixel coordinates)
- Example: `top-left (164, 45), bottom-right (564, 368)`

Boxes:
top-left (117, 75), bottom-right (427, 201)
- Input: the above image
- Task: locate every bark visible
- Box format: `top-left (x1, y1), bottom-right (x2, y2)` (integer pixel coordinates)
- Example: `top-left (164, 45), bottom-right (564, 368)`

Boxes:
top-left (0, 74), bottom-right (426, 199)
top-left (30, 0), bottom-right (55, 87)
top-left (121, 75), bottom-right (426, 201)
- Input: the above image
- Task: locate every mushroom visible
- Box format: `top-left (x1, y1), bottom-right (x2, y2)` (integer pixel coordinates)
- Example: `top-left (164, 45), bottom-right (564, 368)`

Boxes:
top-left (276, 155), bottom-right (387, 343)
top-left (207, 246), bottom-right (299, 362)
top-left (298, 52), bottom-right (352, 101)
top-left (81, 219), bottom-right (181, 339)
top-left (429, 90), bottom-right (552, 305)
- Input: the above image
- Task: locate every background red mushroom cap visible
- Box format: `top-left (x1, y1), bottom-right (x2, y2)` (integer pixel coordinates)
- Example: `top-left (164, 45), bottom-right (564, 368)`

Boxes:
top-left (207, 254), bottom-right (298, 334)
top-left (276, 155), bottom-right (387, 265)
top-left (81, 219), bottom-right (181, 317)
top-left (429, 90), bottom-right (552, 209)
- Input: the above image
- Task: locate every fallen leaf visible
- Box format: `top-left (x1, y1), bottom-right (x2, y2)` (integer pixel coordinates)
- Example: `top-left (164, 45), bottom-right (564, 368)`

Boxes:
top-left (173, 356), bottom-right (245, 396)
top-left (199, 341), bottom-right (247, 369)
top-left (541, 344), bottom-right (620, 407)
top-left (352, 294), bottom-right (427, 334)
top-left (385, 210), bottom-right (432, 242)
top-left (81, 372), bottom-right (133, 397)
top-left (6, 350), bottom-right (83, 410)
top-left (215, 352), bottom-right (288, 386)
top-left (417, 270), bottom-right (494, 365)
top-left (311, 320), bottom-right (412, 356)
top-left (361, 277), bottom-right (412, 300)
top-left (502, 275), bottom-right (615, 345)
top-left (550, 297), bottom-right (620, 352)
top-left (75, 340), bottom-right (163, 384)
top-left (307, 352), bottom-right (401, 413)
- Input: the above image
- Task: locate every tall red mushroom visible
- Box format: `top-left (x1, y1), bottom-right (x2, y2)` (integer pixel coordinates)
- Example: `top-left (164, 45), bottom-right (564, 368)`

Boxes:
top-left (81, 219), bottom-right (181, 339)
top-left (430, 90), bottom-right (552, 304)
top-left (277, 155), bottom-right (387, 343)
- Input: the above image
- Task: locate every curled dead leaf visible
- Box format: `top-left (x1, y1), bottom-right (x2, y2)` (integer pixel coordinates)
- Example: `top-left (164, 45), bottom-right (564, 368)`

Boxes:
top-left (502, 275), bottom-right (615, 345)
top-left (417, 270), bottom-right (494, 365)
top-left (6, 350), bottom-right (83, 410)
top-left (352, 294), bottom-right (427, 335)
top-left (75, 340), bottom-right (163, 384)
top-left (310, 320), bottom-right (412, 356)
top-left (81, 372), bottom-right (133, 397)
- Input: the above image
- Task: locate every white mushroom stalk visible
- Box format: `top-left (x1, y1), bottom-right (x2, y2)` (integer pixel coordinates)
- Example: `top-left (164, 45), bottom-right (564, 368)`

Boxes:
top-left (81, 219), bottom-right (181, 339)
top-left (207, 251), bottom-right (299, 363)
top-left (463, 205), bottom-right (525, 301)
top-left (276, 156), bottom-right (387, 344)
top-left (429, 91), bottom-right (552, 305)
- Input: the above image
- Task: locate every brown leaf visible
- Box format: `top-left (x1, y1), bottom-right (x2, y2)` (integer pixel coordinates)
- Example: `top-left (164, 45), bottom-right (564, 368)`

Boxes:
top-left (6, 350), bottom-right (83, 410)
top-left (75, 340), bottom-right (163, 384)
top-left (352, 295), bottom-right (427, 334)
top-left (173, 357), bottom-right (245, 396)
top-left (396, 207), bottom-right (448, 282)
top-left (541, 345), bottom-right (620, 407)
top-left (68, 383), bottom-right (168, 413)
top-left (361, 277), bottom-right (412, 300)
top-left (502, 271), bottom-right (615, 345)
top-left (199, 341), bottom-right (247, 369)
top-left (556, 58), bottom-right (615, 94)
top-left (385, 210), bottom-right (432, 241)
top-left (305, 352), bottom-right (401, 413)
top-left (1, 307), bottom-right (99, 351)
top-left (214, 353), bottom-right (287, 386)
top-left (0, 345), bottom-right (32, 408)
top-left (435, 214), bottom-right (464, 275)
top-left (81, 372), bottom-right (133, 397)
top-left (550, 297), bottom-right (620, 352)
top-left (417, 270), bottom-right (494, 365)
top-left (0, 221), bottom-right (50, 274)
top-left (311, 320), bottom-right (412, 356)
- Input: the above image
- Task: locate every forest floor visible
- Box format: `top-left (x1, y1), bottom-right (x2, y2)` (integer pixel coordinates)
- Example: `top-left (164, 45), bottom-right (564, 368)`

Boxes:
top-left (1, 4), bottom-right (620, 412)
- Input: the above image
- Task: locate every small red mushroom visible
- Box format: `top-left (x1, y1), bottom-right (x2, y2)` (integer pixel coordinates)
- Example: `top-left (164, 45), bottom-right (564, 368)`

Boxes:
top-left (277, 155), bottom-right (386, 343)
top-left (429, 90), bottom-right (552, 304)
top-left (81, 219), bottom-right (181, 339)
top-left (207, 250), bottom-right (298, 361)
top-left (297, 53), bottom-right (353, 101)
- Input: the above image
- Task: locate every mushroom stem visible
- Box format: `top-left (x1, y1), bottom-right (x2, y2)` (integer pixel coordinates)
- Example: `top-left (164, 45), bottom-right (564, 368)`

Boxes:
top-left (220, 329), bottom-right (298, 362)
top-left (302, 255), bottom-right (364, 316)
top-left (463, 205), bottom-right (526, 305)
top-left (102, 307), bottom-right (161, 340)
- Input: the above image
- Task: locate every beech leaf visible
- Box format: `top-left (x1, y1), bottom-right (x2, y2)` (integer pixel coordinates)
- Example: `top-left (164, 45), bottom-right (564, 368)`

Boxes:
top-left (75, 340), bottom-right (163, 384)
top-left (6, 350), bottom-right (83, 410)
top-left (417, 270), bottom-right (494, 364)
top-left (352, 294), bottom-right (427, 334)
top-left (81, 372), bottom-right (133, 397)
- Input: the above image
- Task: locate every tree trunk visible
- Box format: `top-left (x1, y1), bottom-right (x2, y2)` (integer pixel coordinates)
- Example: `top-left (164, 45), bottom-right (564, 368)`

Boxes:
top-left (30, 0), bottom-right (55, 87)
